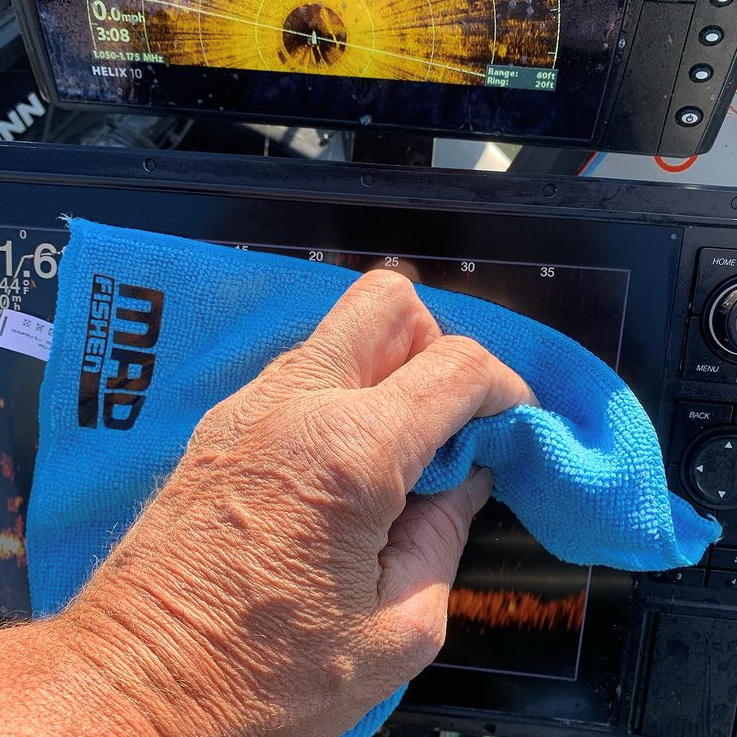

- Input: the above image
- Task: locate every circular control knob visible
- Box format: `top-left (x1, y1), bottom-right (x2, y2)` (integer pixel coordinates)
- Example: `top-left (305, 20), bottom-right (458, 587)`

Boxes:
top-left (683, 430), bottom-right (737, 509)
top-left (704, 279), bottom-right (737, 360)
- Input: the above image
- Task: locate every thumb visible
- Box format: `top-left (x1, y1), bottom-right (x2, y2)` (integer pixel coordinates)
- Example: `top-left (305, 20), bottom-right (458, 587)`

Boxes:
top-left (378, 468), bottom-right (492, 611)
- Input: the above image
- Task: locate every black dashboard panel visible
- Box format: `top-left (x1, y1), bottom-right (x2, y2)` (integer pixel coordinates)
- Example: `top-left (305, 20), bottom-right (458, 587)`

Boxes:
top-left (10, 0), bottom-right (737, 155)
top-left (2, 144), bottom-right (737, 736)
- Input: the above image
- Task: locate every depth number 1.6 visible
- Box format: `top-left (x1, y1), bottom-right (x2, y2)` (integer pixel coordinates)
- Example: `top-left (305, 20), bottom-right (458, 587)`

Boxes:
top-left (0, 239), bottom-right (59, 280)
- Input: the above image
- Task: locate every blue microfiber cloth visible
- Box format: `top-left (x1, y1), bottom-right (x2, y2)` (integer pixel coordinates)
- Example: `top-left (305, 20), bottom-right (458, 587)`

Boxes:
top-left (28, 220), bottom-right (720, 736)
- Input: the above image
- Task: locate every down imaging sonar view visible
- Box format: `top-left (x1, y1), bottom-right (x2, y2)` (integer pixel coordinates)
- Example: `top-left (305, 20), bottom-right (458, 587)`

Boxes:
top-left (29, 0), bottom-right (623, 138)
top-left (143, 0), bottom-right (562, 89)
top-left (48, 0), bottom-right (562, 89)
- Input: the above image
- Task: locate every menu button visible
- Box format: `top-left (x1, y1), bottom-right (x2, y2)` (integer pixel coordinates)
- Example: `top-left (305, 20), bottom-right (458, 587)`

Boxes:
top-left (682, 318), bottom-right (737, 383)
top-left (696, 363), bottom-right (722, 374)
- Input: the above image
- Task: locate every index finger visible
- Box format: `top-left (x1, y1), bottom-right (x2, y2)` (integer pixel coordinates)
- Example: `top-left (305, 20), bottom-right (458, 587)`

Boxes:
top-left (369, 334), bottom-right (538, 490)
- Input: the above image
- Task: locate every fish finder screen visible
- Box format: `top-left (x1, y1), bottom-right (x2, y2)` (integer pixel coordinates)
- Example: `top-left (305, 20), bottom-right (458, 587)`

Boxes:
top-left (1, 222), bottom-right (635, 723)
top-left (0, 183), bottom-right (677, 727)
top-left (28, 0), bottom-right (624, 139)
top-left (238, 243), bottom-right (629, 680)
top-left (86, 0), bottom-right (562, 89)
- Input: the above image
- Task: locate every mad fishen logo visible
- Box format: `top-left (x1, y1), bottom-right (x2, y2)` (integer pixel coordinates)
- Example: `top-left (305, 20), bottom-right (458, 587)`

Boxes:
top-left (78, 275), bottom-right (164, 430)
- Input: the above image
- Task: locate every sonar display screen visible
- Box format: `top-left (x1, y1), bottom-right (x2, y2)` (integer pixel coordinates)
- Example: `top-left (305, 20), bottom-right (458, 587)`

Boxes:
top-left (1, 223), bottom-right (633, 723)
top-left (26, 0), bottom-right (624, 139)
top-left (107, 0), bottom-right (562, 88)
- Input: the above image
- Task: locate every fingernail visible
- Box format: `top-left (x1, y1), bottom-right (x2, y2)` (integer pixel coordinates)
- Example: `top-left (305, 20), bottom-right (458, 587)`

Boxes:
top-left (466, 467), bottom-right (493, 515)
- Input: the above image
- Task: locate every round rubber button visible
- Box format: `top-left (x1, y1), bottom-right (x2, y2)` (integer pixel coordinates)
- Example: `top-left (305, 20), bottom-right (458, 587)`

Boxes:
top-left (690, 64), bottom-right (713, 83)
top-left (700, 26), bottom-right (724, 46)
top-left (689, 434), bottom-right (737, 508)
top-left (676, 107), bottom-right (703, 127)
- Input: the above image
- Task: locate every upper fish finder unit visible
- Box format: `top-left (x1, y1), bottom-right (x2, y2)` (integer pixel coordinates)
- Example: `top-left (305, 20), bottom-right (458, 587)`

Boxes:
top-left (11, 0), bottom-right (737, 156)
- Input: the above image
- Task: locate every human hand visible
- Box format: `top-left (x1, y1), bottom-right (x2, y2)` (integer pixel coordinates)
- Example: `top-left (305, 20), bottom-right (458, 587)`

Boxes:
top-left (58, 270), bottom-right (537, 737)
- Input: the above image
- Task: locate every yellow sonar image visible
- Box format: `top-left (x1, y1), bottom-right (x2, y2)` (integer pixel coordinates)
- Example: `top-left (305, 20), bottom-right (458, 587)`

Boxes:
top-left (140, 0), bottom-right (560, 86)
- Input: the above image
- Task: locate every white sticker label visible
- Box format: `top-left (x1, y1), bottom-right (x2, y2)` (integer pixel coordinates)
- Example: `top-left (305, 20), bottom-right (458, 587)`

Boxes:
top-left (0, 309), bottom-right (53, 362)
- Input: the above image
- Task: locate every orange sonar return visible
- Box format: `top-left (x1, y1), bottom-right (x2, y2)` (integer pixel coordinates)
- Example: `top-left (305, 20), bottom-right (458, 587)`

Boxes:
top-left (141, 0), bottom-right (559, 85)
top-left (448, 588), bottom-right (586, 634)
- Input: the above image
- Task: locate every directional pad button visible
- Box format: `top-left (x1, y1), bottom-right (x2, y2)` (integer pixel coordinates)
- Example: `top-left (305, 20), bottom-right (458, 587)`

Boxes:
top-left (688, 434), bottom-right (737, 509)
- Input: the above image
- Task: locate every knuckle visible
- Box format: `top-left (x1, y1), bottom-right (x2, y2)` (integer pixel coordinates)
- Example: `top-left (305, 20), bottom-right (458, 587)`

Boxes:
top-left (436, 335), bottom-right (492, 379)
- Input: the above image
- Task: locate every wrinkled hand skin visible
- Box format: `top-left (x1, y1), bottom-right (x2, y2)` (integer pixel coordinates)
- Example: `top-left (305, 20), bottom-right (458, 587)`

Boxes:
top-left (0, 271), bottom-right (536, 737)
